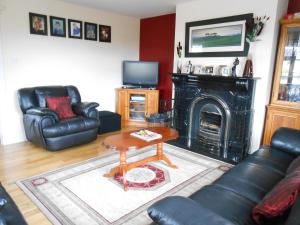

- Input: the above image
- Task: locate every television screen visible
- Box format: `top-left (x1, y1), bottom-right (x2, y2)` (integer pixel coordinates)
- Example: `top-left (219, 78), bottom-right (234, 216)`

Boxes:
top-left (123, 61), bottom-right (159, 87)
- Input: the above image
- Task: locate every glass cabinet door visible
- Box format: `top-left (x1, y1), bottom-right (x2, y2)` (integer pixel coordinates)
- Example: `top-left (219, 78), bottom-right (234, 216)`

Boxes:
top-left (129, 94), bottom-right (146, 120)
top-left (277, 26), bottom-right (300, 103)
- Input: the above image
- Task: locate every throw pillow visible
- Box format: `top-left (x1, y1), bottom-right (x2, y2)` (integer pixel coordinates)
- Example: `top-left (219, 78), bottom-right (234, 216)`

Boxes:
top-left (252, 171), bottom-right (300, 224)
top-left (46, 96), bottom-right (75, 120)
top-left (287, 156), bottom-right (300, 175)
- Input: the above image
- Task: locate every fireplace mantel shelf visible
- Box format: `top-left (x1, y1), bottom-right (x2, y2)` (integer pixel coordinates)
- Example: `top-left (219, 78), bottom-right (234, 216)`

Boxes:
top-left (171, 73), bottom-right (260, 81)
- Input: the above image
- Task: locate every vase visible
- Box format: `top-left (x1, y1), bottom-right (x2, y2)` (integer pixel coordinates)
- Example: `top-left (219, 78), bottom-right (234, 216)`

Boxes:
top-left (177, 59), bottom-right (182, 74)
top-left (243, 59), bottom-right (253, 78)
top-left (243, 43), bottom-right (254, 78)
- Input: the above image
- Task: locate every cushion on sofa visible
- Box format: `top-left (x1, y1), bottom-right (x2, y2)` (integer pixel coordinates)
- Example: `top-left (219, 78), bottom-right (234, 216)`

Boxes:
top-left (35, 86), bottom-right (68, 108)
top-left (244, 147), bottom-right (295, 175)
top-left (46, 96), bottom-right (75, 120)
top-left (287, 156), bottom-right (300, 175)
top-left (190, 185), bottom-right (256, 225)
top-left (271, 127), bottom-right (300, 156)
top-left (214, 161), bottom-right (284, 203)
top-left (148, 196), bottom-right (235, 225)
top-left (43, 117), bottom-right (98, 138)
top-left (252, 171), bottom-right (300, 224)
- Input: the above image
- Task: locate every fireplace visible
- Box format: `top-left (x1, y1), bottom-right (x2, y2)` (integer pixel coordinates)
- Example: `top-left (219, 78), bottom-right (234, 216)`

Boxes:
top-left (188, 95), bottom-right (231, 158)
top-left (169, 74), bottom-right (258, 164)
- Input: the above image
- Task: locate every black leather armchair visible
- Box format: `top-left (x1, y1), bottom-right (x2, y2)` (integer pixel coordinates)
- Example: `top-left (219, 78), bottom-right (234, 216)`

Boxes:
top-left (18, 86), bottom-right (99, 151)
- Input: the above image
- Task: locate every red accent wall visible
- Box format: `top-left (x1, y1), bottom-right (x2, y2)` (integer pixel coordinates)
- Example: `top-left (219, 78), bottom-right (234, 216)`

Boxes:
top-left (288, 0), bottom-right (300, 13)
top-left (140, 14), bottom-right (176, 108)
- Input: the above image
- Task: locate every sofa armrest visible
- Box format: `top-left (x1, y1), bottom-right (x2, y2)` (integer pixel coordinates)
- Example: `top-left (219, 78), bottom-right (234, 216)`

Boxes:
top-left (147, 196), bottom-right (234, 225)
top-left (285, 195), bottom-right (300, 225)
top-left (271, 127), bottom-right (300, 156)
top-left (0, 184), bottom-right (27, 225)
top-left (72, 102), bottom-right (99, 119)
top-left (26, 107), bottom-right (59, 122)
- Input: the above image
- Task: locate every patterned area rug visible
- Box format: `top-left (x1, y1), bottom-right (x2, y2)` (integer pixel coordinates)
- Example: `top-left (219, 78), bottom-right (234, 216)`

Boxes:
top-left (17, 144), bottom-right (232, 225)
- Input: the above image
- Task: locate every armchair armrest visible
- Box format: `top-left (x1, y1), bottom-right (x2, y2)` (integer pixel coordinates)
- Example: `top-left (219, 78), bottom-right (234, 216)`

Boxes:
top-left (72, 102), bottom-right (99, 119)
top-left (271, 127), bottom-right (300, 156)
top-left (147, 196), bottom-right (234, 225)
top-left (26, 107), bottom-right (59, 122)
top-left (23, 107), bottom-right (59, 149)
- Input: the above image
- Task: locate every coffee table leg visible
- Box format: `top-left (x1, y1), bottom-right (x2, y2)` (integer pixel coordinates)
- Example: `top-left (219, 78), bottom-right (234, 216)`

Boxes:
top-left (157, 143), bottom-right (177, 169)
top-left (120, 151), bottom-right (128, 191)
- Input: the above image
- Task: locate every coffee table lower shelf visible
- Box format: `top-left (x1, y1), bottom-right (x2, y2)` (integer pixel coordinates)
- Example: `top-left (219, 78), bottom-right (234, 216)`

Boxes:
top-left (103, 142), bottom-right (177, 191)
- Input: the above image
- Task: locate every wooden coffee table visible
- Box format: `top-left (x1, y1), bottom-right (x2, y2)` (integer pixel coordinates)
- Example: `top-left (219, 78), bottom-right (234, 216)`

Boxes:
top-left (103, 127), bottom-right (179, 191)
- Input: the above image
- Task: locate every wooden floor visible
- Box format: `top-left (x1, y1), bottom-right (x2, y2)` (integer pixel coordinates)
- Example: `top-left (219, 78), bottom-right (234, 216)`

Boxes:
top-left (0, 129), bottom-right (134, 225)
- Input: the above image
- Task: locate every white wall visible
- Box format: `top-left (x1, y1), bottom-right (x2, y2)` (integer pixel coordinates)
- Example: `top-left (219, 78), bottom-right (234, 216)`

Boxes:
top-left (174, 0), bottom-right (288, 153)
top-left (0, 0), bottom-right (140, 145)
top-left (0, 4), bottom-right (5, 145)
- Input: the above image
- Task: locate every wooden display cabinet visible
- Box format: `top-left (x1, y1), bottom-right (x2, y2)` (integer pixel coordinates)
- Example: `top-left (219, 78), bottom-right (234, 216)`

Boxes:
top-left (263, 19), bottom-right (300, 144)
top-left (116, 88), bottom-right (159, 126)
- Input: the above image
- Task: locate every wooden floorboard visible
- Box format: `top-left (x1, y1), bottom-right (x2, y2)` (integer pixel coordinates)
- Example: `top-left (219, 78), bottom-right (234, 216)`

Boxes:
top-left (0, 127), bottom-right (136, 225)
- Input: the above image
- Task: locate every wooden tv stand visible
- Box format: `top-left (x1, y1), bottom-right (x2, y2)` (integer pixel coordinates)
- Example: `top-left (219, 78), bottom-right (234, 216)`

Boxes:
top-left (116, 88), bottom-right (159, 126)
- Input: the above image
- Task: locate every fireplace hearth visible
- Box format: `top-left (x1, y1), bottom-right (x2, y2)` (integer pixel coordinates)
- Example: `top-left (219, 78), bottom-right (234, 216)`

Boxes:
top-left (169, 73), bottom-right (258, 164)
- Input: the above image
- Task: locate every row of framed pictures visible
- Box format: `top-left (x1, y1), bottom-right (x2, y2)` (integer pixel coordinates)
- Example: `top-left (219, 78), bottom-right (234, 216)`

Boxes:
top-left (181, 63), bottom-right (231, 76)
top-left (29, 12), bottom-right (111, 42)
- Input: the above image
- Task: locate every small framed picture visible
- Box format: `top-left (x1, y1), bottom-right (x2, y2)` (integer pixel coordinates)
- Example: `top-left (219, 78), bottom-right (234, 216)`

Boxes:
top-left (182, 64), bottom-right (191, 74)
top-left (193, 65), bottom-right (203, 75)
top-left (220, 66), bottom-right (230, 76)
top-left (29, 12), bottom-right (48, 35)
top-left (205, 66), bottom-right (214, 75)
top-left (84, 22), bottom-right (97, 41)
top-left (50, 16), bottom-right (66, 37)
top-left (99, 25), bottom-right (111, 42)
top-left (68, 19), bottom-right (82, 39)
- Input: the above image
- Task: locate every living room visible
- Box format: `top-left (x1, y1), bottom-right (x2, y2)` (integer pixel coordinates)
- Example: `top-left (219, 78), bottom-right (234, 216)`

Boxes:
top-left (0, 0), bottom-right (300, 224)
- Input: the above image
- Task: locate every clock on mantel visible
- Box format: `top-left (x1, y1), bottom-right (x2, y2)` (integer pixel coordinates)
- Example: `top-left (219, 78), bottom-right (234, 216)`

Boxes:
top-left (263, 18), bottom-right (300, 145)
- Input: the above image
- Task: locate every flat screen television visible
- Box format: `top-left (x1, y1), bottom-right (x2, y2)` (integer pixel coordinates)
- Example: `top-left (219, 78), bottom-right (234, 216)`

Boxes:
top-left (122, 61), bottom-right (159, 88)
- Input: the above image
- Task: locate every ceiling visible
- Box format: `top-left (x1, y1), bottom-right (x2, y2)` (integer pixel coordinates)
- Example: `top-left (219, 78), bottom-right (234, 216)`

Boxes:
top-left (57, 0), bottom-right (192, 18)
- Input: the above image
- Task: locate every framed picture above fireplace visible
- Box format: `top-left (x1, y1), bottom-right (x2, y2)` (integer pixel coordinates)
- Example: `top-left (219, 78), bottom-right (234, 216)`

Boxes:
top-left (185, 13), bottom-right (253, 57)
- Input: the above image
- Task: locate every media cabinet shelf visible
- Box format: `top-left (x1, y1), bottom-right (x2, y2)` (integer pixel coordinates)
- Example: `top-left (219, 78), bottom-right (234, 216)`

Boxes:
top-left (116, 88), bottom-right (159, 126)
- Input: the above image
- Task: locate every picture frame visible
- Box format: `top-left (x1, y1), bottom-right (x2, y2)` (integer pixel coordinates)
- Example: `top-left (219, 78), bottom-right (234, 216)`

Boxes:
top-left (29, 12), bottom-right (48, 36)
top-left (193, 65), bottom-right (203, 75)
top-left (182, 64), bottom-right (191, 74)
top-left (68, 19), bottom-right (82, 39)
top-left (185, 13), bottom-right (253, 57)
top-left (216, 65), bottom-right (230, 76)
top-left (50, 16), bottom-right (66, 37)
top-left (84, 22), bottom-right (98, 41)
top-left (99, 25), bottom-right (111, 43)
top-left (204, 66), bottom-right (214, 75)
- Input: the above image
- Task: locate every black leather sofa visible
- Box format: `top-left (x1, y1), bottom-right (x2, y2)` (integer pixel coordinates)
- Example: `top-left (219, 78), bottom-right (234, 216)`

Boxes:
top-left (148, 127), bottom-right (300, 225)
top-left (0, 183), bottom-right (27, 225)
top-left (18, 86), bottom-right (99, 151)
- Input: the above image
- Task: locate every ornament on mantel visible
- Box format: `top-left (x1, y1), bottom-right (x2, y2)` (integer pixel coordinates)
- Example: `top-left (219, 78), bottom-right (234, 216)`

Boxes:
top-left (243, 55), bottom-right (253, 78)
top-left (176, 42), bottom-right (183, 74)
top-left (231, 58), bottom-right (239, 77)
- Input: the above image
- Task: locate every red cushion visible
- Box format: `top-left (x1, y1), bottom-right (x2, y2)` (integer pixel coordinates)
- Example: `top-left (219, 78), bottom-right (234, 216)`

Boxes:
top-left (252, 171), bottom-right (300, 224)
top-left (46, 96), bottom-right (75, 120)
top-left (287, 156), bottom-right (300, 174)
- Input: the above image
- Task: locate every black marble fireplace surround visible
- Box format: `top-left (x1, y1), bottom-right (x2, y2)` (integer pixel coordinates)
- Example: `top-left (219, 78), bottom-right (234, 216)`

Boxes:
top-left (169, 73), bottom-right (258, 164)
